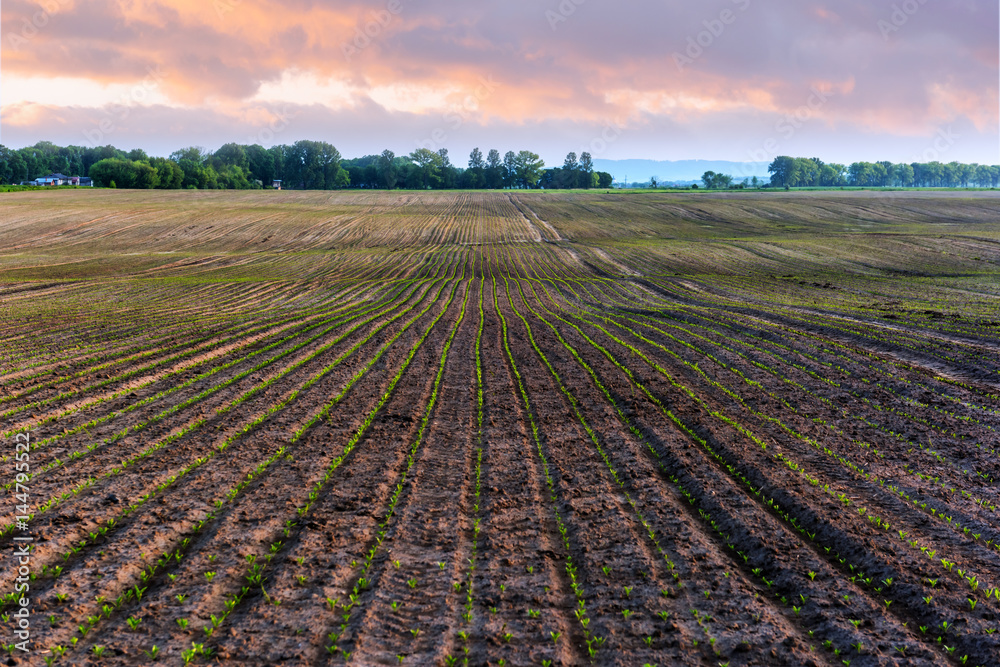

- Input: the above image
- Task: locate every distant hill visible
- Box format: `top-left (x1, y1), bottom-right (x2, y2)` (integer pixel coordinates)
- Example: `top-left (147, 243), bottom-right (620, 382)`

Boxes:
top-left (593, 159), bottom-right (771, 185)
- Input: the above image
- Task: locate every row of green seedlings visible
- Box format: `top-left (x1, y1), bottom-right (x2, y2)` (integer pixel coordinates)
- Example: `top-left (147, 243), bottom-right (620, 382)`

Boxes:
top-left (328, 280), bottom-right (471, 660)
top-left (675, 333), bottom-right (1000, 615)
top-left (0, 273), bottom-right (336, 409)
top-left (739, 352), bottom-right (999, 560)
top-left (35, 259), bottom-right (453, 658)
top-left (726, 297), bottom-right (998, 410)
top-left (734, 289), bottom-right (973, 372)
top-left (0, 275), bottom-right (294, 395)
top-left (634, 300), bottom-right (1000, 511)
top-left (509, 272), bottom-right (750, 660)
top-left (782, 321), bottom-right (1000, 482)
top-left (594, 297), bottom-right (1000, 566)
top-left (42, 441), bottom-right (294, 665)
top-left (7, 438), bottom-right (278, 654)
top-left (645, 273), bottom-right (924, 356)
top-left (216, 272), bottom-right (451, 427)
top-left (0, 279), bottom-right (399, 481)
top-left (702, 346), bottom-right (1000, 562)
top-left (0, 269), bottom-right (449, 539)
top-left (0, 325), bottom-right (102, 380)
top-left (0, 315), bottom-right (249, 420)
top-left (587, 299), bottom-right (1000, 628)
top-left (511, 264), bottom-right (836, 661)
top-left (0, 276), bottom-right (372, 432)
top-left (563, 312), bottom-right (955, 661)
top-left (0, 302), bottom-right (222, 392)
top-left (548, 269), bottom-right (1000, 602)
top-left (290, 259), bottom-right (460, 439)
top-left (662, 378), bottom-right (994, 661)
top-left (503, 267), bottom-right (692, 581)
top-left (199, 264), bottom-right (467, 660)
top-left (0, 243), bottom-right (417, 395)
top-left (28, 253), bottom-right (441, 656)
top-left (0, 284), bottom-right (426, 654)
top-left (625, 311), bottom-right (1000, 604)
top-left (2, 267), bottom-right (457, 632)
top-left (525, 270), bottom-right (990, 662)
top-left (660, 299), bottom-right (1000, 512)
top-left (489, 266), bottom-right (599, 660)
top-left (446, 275), bottom-right (487, 667)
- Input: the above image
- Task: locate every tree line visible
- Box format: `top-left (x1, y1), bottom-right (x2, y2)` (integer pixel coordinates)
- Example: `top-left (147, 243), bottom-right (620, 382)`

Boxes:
top-left (0, 142), bottom-right (613, 190)
top-left (3, 142), bottom-right (995, 190)
top-left (765, 156), bottom-right (1000, 189)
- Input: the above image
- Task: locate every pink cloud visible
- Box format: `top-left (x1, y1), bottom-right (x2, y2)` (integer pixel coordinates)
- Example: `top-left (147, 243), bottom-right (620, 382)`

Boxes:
top-left (1, 0), bottom-right (996, 162)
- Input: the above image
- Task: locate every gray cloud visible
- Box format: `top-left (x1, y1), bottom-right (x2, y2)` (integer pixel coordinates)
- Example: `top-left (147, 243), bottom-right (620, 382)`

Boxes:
top-left (1, 0), bottom-right (996, 161)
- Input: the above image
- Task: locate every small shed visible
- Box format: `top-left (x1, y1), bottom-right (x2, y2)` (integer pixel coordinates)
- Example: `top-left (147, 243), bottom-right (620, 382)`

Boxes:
top-left (272, 180), bottom-right (282, 190)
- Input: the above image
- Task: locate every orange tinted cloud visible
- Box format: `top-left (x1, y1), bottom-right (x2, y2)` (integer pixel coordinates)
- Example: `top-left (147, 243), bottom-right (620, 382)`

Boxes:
top-left (1, 0), bottom-right (996, 162)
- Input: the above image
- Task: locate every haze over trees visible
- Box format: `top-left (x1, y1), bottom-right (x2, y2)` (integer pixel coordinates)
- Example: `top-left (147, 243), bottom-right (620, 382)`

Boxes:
top-left (1, 142), bottom-right (996, 190)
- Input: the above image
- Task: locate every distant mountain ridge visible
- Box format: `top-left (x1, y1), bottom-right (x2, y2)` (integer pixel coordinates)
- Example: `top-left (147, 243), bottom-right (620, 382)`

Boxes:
top-left (592, 159), bottom-right (771, 184)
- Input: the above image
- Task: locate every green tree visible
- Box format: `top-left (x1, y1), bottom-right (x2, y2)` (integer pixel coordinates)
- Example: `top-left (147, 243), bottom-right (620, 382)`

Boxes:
top-left (818, 164), bottom-right (844, 186)
top-left (89, 158), bottom-right (134, 188)
top-left (466, 147), bottom-right (485, 188)
top-left (794, 158), bottom-right (819, 186)
top-left (169, 147), bottom-right (206, 164)
top-left (245, 144), bottom-right (276, 185)
top-left (132, 161), bottom-right (160, 189)
top-left (502, 151), bottom-right (518, 188)
top-left (89, 158), bottom-right (158, 188)
top-left (871, 162), bottom-right (889, 187)
top-left (409, 148), bottom-right (443, 189)
top-left (767, 156), bottom-right (798, 188)
top-left (514, 151), bottom-right (544, 189)
top-left (178, 159), bottom-right (208, 189)
top-left (848, 162), bottom-right (875, 186)
top-left (561, 152), bottom-right (579, 188)
top-left (379, 149), bottom-right (397, 189)
top-left (485, 149), bottom-right (503, 189)
top-left (578, 152), bottom-right (593, 188)
top-left (973, 164), bottom-right (993, 188)
top-left (213, 143), bottom-right (248, 170)
top-left (957, 162), bottom-right (975, 188)
top-left (894, 163), bottom-right (914, 187)
top-left (149, 157), bottom-right (183, 189)
top-left (702, 171), bottom-right (733, 189)
top-left (0, 146), bottom-right (28, 183)
top-left (468, 147), bottom-right (485, 170)
top-left (437, 149), bottom-right (457, 189)
top-left (284, 140), bottom-right (343, 189)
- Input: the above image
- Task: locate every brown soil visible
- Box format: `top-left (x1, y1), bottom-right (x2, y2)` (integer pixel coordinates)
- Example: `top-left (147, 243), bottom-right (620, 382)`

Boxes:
top-left (1, 190), bottom-right (999, 666)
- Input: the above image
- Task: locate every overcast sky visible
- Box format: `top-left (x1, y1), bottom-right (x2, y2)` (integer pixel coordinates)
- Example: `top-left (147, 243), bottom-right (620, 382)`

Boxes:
top-left (1, 0), bottom-right (997, 165)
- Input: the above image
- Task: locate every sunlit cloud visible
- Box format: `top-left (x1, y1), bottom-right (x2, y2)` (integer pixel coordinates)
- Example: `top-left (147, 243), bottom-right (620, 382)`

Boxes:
top-left (3, 75), bottom-right (173, 108)
top-left (251, 70), bottom-right (357, 109)
top-left (1, 0), bottom-right (995, 162)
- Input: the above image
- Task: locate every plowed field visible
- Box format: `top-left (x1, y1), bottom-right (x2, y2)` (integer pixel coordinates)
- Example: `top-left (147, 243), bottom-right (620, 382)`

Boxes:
top-left (2, 189), bottom-right (1000, 666)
